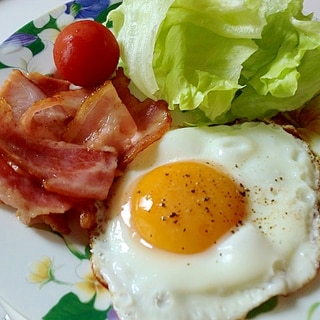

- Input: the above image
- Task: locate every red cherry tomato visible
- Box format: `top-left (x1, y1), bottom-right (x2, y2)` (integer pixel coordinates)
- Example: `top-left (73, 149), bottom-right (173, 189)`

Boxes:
top-left (53, 20), bottom-right (120, 87)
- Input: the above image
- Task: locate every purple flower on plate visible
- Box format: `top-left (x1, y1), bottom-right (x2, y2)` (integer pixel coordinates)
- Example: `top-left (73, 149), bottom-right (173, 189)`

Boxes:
top-left (66, 0), bottom-right (111, 20)
top-left (107, 307), bottom-right (119, 320)
top-left (2, 33), bottom-right (37, 48)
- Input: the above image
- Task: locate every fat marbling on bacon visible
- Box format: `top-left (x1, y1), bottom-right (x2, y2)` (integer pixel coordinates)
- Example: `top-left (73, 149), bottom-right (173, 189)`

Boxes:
top-left (0, 68), bottom-right (171, 233)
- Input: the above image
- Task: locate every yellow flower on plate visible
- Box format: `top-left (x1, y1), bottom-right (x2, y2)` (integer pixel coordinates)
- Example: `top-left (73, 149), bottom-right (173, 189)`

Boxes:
top-left (72, 260), bottom-right (112, 311)
top-left (27, 256), bottom-right (55, 287)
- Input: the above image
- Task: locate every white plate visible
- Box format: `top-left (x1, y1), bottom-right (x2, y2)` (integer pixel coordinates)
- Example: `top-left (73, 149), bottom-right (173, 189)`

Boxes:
top-left (0, 1), bottom-right (319, 319)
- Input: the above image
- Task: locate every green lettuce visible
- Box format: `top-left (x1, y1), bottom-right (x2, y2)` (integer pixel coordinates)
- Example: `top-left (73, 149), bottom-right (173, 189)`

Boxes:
top-left (109, 0), bottom-right (320, 124)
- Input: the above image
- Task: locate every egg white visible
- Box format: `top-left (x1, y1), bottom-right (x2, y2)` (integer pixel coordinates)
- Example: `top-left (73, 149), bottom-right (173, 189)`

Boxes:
top-left (91, 122), bottom-right (320, 320)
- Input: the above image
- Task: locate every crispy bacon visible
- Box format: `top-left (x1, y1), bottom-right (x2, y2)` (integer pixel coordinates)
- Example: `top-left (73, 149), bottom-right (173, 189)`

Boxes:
top-left (20, 88), bottom-right (92, 140)
top-left (0, 154), bottom-right (76, 224)
top-left (63, 80), bottom-right (137, 153)
top-left (112, 68), bottom-right (172, 167)
top-left (0, 68), bottom-right (171, 232)
top-left (0, 70), bottom-right (46, 119)
top-left (0, 99), bottom-right (118, 199)
top-left (26, 72), bottom-right (71, 96)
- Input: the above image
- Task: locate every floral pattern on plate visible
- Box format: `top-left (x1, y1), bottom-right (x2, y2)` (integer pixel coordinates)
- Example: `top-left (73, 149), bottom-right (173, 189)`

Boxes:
top-left (27, 229), bottom-right (117, 319)
top-left (0, 0), bottom-right (120, 82)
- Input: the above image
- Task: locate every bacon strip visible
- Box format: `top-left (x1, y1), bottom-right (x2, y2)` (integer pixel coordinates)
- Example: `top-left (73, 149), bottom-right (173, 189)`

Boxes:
top-left (0, 99), bottom-right (118, 199)
top-left (0, 70), bottom-right (46, 119)
top-left (20, 88), bottom-right (92, 140)
top-left (0, 154), bottom-right (76, 222)
top-left (26, 72), bottom-right (71, 96)
top-left (112, 68), bottom-right (172, 167)
top-left (63, 80), bottom-right (137, 153)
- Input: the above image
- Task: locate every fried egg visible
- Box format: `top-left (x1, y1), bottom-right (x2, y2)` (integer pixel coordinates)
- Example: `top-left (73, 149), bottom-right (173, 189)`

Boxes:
top-left (91, 122), bottom-right (320, 320)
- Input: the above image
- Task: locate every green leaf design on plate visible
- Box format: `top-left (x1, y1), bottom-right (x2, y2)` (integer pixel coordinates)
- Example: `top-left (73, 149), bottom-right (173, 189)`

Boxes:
top-left (16, 15), bottom-right (60, 55)
top-left (307, 302), bottom-right (320, 320)
top-left (0, 61), bottom-right (8, 69)
top-left (246, 296), bottom-right (278, 319)
top-left (26, 38), bottom-right (45, 56)
top-left (84, 243), bottom-right (91, 259)
top-left (96, 2), bottom-right (122, 25)
top-left (54, 231), bottom-right (91, 260)
top-left (69, 2), bottom-right (82, 17)
top-left (42, 292), bottom-right (109, 320)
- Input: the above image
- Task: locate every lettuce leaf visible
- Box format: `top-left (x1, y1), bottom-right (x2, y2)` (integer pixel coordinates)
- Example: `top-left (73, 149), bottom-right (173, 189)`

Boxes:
top-left (226, 49), bottom-right (320, 121)
top-left (109, 0), bottom-right (175, 100)
top-left (109, 0), bottom-right (320, 124)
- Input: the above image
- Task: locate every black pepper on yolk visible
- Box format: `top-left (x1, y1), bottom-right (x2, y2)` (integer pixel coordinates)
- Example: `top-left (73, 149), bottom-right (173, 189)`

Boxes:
top-left (131, 161), bottom-right (247, 254)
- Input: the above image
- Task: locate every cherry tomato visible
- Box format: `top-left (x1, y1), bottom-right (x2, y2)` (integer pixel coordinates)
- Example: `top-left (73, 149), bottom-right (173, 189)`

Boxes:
top-left (53, 20), bottom-right (120, 87)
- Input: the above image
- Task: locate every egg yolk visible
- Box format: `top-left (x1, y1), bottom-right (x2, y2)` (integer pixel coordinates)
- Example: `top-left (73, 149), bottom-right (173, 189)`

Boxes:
top-left (131, 161), bottom-right (247, 254)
